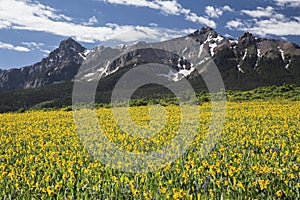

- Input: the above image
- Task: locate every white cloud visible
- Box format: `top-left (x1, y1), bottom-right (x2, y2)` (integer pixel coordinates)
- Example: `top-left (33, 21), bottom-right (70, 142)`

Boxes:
top-left (205, 6), bottom-right (223, 18)
top-left (154, 0), bottom-right (182, 15)
top-left (0, 19), bottom-right (11, 29)
top-left (102, 0), bottom-right (182, 15)
top-left (224, 34), bottom-right (234, 39)
top-left (180, 28), bottom-right (198, 34)
top-left (42, 49), bottom-right (51, 54)
top-left (22, 42), bottom-right (44, 49)
top-left (149, 22), bottom-right (158, 27)
top-left (22, 41), bottom-right (50, 54)
top-left (241, 18), bottom-right (300, 36)
top-left (226, 16), bottom-right (300, 37)
top-left (0, 41), bottom-right (30, 52)
top-left (186, 13), bottom-right (216, 28)
top-left (226, 20), bottom-right (243, 29)
top-left (274, 0), bottom-right (300, 7)
top-left (102, 0), bottom-right (159, 10)
top-left (226, 5), bottom-right (300, 37)
top-left (242, 6), bottom-right (274, 18)
top-left (83, 16), bottom-right (98, 25)
top-left (204, 5), bottom-right (233, 18)
top-left (0, 0), bottom-right (196, 43)
top-left (101, 0), bottom-right (216, 27)
top-left (180, 8), bottom-right (190, 15)
top-left (223, 5), bottom-right (234, 12)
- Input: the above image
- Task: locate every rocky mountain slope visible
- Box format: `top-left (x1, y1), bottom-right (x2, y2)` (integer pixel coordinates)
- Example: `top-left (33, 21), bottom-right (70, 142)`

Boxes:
top-left (189, 27), bottom-right (300, 89)
top-left (0, 38), bottom-right (88, 91)
top-left (1, 27), bottom-right (300, 92)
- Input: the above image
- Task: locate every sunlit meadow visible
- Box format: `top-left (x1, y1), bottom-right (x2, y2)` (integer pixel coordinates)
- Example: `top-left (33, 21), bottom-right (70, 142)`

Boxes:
top-left (0, 101), bottom-right (299, 199)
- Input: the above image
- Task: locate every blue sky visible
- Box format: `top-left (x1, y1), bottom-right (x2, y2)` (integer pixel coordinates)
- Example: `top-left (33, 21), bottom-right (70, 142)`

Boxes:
top-left (0, 0), bottom-right (300, 69)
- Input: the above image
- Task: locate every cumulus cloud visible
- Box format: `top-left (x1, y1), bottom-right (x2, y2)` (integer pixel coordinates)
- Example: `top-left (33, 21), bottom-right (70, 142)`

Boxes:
top-left (186, 13), bottom-right (216, 28)
top-left (241, 18), bottom-right (300, 36)
top-left (0, 0), bottom-right (195, 43)
top-left (223, 5), bottom-right (234, 12)
top-left (42, 49), bottom-right (51, 54)
top-left (226, 15), bottom-right (300, 37)
top-left (226, 5), bottom-right (300, 37)
top-left (205, 6), bottom-right (223, 18)
top-left (21, 41), bottom-right (51, 54)
top-left (154, 0), bottom-right (183, 15)
top-left (226, 19), bottom-right (244, 30)
top-left (242, 6), bottom-right (274, 18)
top-left (101, 0), bottom-right (216, 27)
top-left (22, 42), bottom-right (44, 49)
top-left (0, 19), bottom-right (11, 29)
top-left (149, 22), bottom-right (158, 27)
top-left (102, 0), bottom-right (182, 15)
top-left (0, 41), bottom-right (30, 52)
top-left (83, 16), bottom-right (98, 26)
top-left (224, 33), bottom-right (234, 39)
top-left (274, 0), bottom-right (300, 7)
top-left (204, 5), bottom-right (233, 18)
top-left (102, 0), bottom-right (160, 11)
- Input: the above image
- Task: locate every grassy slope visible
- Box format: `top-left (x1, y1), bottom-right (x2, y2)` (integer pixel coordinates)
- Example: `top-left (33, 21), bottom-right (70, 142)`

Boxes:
top-left (0, 83), bottom-right (299, 113)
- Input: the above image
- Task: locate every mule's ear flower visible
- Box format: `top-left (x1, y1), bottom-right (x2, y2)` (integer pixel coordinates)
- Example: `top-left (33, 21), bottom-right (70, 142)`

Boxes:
top-left (276, 190), bottom-right (283, 197)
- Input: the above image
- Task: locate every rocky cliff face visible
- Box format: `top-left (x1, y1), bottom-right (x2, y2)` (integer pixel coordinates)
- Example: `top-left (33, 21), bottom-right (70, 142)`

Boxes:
top-left (0, 38), bottom-right (88, 91)
top-left (1, 27), bottom-right (300, 92)
top-left (188, 27), bottom-right (300, 89)
top-left (77, 27), bottom-right (300, 90)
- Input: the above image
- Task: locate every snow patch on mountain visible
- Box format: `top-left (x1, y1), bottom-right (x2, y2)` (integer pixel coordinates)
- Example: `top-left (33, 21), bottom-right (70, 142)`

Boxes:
top-left (198, 44), bottom-right (204, 58)
top-left (157, 67), bottom-right (195, 82)
top-left (285, 59), bottom-right (291, 69)
top-left (84, 49), bottom-right (91, 56)
top-left (205, 34), bottom-right (225, 57)
top-left (278, 46), bottom-right (285, 61)
top-left (97, 67), bottom-right (105, 72)
top-left (78, 53), bottom-right (86, 60)
top-left (254, 48), bottom-right (261, 70)
top-left (182, 47), bottom-right (188, 55)
top-left (215, 35), bottom-right (224, 43)
top-left (178, 68), bottom-right (195, 77)
top-left (237, 64), bottom-right (245, 73)
top-left (84, 72), bottom-right (95, 78)
top-left (209, 43), bottom-right (217, 57)
top-left (242, 49), bottom-right (247, 61)
top-left (107, 67), bottom-right (120, 76)
top-left (285, 63), bottom-right (290, 69)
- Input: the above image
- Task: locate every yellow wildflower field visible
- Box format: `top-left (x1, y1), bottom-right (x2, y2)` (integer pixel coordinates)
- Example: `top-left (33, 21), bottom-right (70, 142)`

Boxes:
top-left (0, 101), bottom-right (299, 199)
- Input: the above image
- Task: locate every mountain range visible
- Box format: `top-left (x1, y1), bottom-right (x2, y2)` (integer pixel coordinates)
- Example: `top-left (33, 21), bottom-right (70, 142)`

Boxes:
top-left (0, 27), bottom-right (300, 112)
top-left (1, 26), bottom-right (300, 92)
